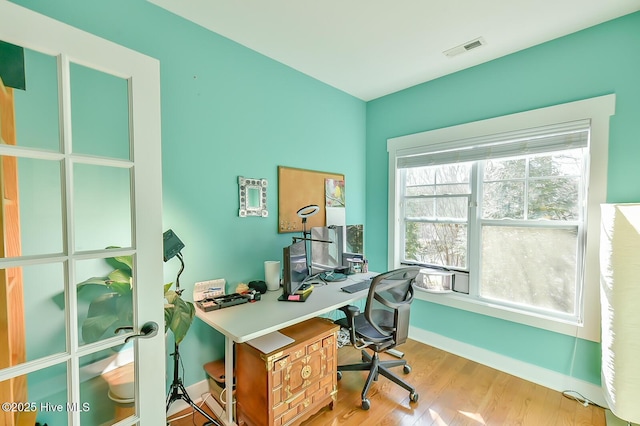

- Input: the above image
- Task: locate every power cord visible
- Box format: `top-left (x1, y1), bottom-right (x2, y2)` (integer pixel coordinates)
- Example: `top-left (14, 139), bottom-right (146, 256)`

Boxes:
top-left (336, 328), bottom-right (351, 348)
top-left (561, 390), bottom-right (605, 409)
top-left (166, 392), bottom-right (214, 425)
top-left (562, 391), bottom-right (638, 426)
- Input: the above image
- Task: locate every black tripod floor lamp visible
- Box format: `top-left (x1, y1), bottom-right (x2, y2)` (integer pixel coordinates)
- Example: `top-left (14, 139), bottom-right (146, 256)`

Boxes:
top-left (164, 229), bottom-right (220, 426)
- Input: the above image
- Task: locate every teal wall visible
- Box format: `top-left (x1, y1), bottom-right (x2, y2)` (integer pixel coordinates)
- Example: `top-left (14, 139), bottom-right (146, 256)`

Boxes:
top-left (10, 0), bottom-right (366, 394)
top-left (365, 11), bottom-right (640, 385)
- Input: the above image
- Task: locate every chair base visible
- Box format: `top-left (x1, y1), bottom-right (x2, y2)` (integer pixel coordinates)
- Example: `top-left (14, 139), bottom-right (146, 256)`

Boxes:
top-left (337, 349), bottom-right (418, 409)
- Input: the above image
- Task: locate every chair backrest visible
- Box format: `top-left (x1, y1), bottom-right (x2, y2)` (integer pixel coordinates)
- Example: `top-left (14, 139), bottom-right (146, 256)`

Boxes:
top-left (364, 267), bottom-right (420, 347)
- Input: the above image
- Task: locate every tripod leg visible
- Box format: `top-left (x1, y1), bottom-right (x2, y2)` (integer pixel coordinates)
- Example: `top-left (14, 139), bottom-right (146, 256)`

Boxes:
top-left (166, 342), bottom-right (221, 426)
top-left (179, 383), bottom-right (219, 425)
top-left (167, 382), bottom-right (221, 426)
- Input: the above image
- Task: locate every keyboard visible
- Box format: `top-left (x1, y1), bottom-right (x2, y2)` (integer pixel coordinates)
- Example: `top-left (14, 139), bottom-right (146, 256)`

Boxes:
top-left (340, 279), bottom-right (372, 294)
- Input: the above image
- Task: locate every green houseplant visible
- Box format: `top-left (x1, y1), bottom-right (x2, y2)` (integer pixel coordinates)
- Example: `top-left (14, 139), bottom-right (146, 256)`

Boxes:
top-left (79, 249), bottom-right (195, 344)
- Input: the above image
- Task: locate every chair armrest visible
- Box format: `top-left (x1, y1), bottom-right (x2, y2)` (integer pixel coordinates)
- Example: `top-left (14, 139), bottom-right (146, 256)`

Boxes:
top-left (338, 305), bottom-right (360, 344)
top-left (338, 305), bottom-right (360, 324)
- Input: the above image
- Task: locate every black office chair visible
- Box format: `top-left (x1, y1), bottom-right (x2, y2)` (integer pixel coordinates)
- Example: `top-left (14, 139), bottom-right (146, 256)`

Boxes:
top-left (335, 267), bottom-right (421, 410)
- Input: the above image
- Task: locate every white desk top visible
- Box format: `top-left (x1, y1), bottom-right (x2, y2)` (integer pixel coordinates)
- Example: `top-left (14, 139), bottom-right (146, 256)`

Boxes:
top-left (195, 272), bottom-right (377, 343)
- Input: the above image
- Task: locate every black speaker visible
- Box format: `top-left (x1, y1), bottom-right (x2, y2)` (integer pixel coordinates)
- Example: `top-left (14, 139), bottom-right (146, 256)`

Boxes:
top-left (248, 280), bottom-right (267, 294)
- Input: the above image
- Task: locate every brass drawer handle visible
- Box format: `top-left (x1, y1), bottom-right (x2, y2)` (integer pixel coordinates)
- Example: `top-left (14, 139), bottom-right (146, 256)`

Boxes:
top-left (301, 365), bottom-right (312, 379)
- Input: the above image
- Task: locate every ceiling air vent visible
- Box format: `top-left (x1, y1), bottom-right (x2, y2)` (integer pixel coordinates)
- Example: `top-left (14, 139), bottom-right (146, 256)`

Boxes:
top-left (443, 37), bottom-right (486, 57)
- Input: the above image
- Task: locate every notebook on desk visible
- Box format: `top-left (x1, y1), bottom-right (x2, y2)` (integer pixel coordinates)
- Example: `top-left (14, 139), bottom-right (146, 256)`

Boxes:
top-left (246, 331), bottom-right (294, 354)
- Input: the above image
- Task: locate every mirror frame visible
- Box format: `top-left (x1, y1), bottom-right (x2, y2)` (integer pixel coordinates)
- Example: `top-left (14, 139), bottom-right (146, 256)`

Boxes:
top-left (238, 176), bottom-right (268, 217)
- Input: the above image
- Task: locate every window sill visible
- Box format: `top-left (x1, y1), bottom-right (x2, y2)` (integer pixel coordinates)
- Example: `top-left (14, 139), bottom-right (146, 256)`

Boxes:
top-left (413, 288), bottom-right (599, 342)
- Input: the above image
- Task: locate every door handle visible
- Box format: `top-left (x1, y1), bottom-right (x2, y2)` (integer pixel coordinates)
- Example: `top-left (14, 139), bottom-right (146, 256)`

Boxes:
top-left (115, 321), bottom-right (159, 343)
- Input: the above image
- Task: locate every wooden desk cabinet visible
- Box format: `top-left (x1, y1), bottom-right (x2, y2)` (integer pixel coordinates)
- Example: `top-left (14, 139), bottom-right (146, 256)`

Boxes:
top-left (236, 317), bottom-right (339, 426)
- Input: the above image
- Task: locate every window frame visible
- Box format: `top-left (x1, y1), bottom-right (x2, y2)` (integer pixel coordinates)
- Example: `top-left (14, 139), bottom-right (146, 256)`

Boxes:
top-left (476, 150), bottom-right (586, 321)
top-left (401, 162), bottom-right (473, 270)
top-left (387, 95), bottom-right (615, 342)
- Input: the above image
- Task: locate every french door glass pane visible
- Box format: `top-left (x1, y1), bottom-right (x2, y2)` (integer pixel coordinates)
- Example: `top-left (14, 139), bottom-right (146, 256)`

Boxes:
top-left (73, 163), bottom-right (132, 252)
top-left (404, 221), bottom-right (467, 268)
top-left (76, 257), bottom-right (134, 346)
top-left (1, 157), bottom-right (64, 258)
top-left (480, 225), bottom-right (578, 315)
top-left (70, 63), bottom-right (130, 160)
top-left (0, 363), bottom-right (69, 426)
top-left (80, 350), bottom-right (136, 425)
top-left (9, 45), bottom-right (61, 152)
top-left (22, 263), bottom-right (66, 362)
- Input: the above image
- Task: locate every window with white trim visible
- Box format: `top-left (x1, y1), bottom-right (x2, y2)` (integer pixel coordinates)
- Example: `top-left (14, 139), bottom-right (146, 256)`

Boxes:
top-left (387, 95), bottom-right (615, 341)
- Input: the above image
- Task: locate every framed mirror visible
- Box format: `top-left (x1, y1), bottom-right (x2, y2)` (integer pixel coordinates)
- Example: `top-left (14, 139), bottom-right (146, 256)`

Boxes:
top-left (238, 176), bottom-right (268, 217)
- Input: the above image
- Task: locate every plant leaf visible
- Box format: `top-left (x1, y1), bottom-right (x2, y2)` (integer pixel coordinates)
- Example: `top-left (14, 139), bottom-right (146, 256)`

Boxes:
top-left (82, 313), bottom-right (119, 343)
top-left (164, 282), bottom-right (174, 296)
top-left (165, 289), bottom-right (178, 304)
top-left (108, 269), bottom-right (132, 284)
top-left (115, 291), bottom-right (133, 324)
top-left (77, 277), bottom-right (110, 288)
top-left (105, 246), bottom-right (133, 273)
top-left (87, 293), bottom-right (119, 317)
top-left (108, 281), bottom-right (132, 296)
top-left (166, 296), bottom-right (194, 344)
top-left (164, 305), bottom-right (172, 334)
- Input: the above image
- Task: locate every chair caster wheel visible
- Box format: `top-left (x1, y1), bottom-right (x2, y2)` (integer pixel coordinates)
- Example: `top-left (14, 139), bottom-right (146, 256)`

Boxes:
top-left (403, 365), bottom-right (412, 374)
top-left (337, 371), bottom-right (342, 381)
top-left (410, 392), bottom-right (419, 403)
top-left (361, 398), bottom-right (370, 410)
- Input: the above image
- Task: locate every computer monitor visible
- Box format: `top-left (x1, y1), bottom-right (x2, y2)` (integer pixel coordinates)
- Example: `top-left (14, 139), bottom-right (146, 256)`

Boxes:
top-left (310, 225), bottom-right (344, 274)
top-left (282, 239), bottom-right (309, 296)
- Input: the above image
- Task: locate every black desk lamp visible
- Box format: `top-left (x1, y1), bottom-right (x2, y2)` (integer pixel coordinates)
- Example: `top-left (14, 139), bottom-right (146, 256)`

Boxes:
top-left (163, 229), bottom-right (220, 426)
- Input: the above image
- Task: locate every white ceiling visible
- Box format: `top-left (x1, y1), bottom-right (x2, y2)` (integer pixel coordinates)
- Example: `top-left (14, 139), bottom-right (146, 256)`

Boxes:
top-left (148, 0), bottom-right (640, 101)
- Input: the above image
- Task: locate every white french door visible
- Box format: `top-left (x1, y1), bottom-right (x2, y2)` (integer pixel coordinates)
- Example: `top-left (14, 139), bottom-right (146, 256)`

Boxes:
top-left (0, 2), bottom-right (165, 425)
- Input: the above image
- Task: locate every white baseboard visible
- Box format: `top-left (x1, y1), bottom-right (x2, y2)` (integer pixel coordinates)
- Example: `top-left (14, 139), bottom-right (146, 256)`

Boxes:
top-left (409, 326), bottom-right (608, 408)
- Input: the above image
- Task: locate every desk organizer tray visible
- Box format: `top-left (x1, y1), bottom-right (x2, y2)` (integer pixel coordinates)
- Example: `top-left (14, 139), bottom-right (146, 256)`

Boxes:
top-left (197, 293), bottom-right (249, 312)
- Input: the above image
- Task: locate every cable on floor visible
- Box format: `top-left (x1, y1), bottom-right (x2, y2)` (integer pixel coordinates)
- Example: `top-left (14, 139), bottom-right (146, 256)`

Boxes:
top-left (336, 328), bottom-right (351, 348)
top-left (561, 389), bottom-right (605, 409)
top-left (166, 392), bottom-right (213, 425)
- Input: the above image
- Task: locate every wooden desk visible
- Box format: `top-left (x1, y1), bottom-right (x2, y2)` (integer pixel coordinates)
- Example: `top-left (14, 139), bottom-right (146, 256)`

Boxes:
top-left (195, 272), bottom-right (376, 426)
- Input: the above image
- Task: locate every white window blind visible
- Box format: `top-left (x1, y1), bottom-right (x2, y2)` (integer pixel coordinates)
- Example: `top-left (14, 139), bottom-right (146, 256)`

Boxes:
top-left (396, 119), bottom-right (591, 168)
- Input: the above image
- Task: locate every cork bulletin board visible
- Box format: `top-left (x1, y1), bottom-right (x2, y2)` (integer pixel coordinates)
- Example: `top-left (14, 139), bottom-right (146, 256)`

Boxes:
top-left (278, 166), bottom-right (344, 233)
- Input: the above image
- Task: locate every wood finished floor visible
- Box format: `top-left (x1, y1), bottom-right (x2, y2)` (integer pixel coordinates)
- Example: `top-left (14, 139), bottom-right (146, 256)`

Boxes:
top-left (167, 339), bottom-right (606, 426)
